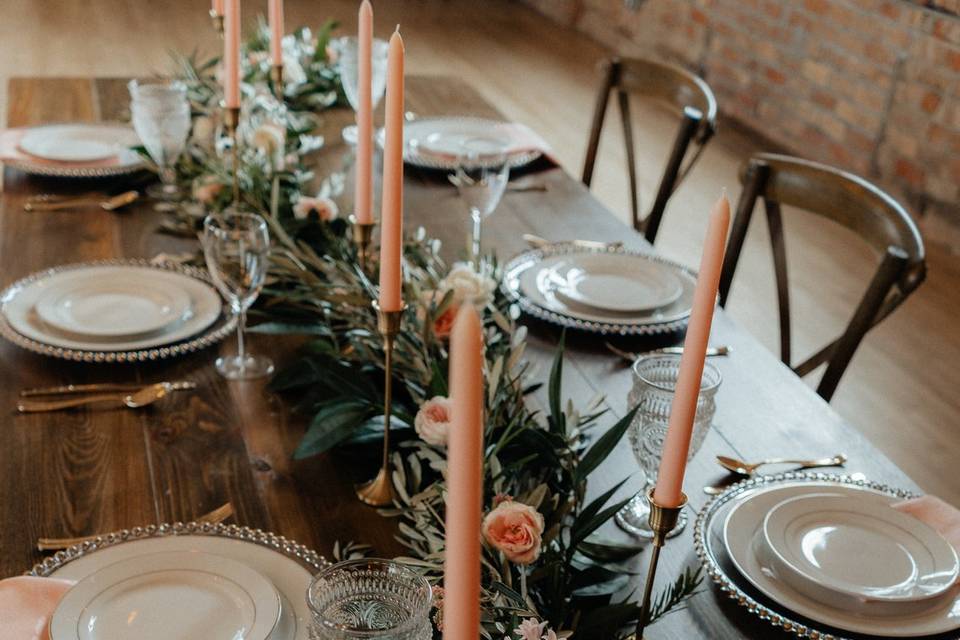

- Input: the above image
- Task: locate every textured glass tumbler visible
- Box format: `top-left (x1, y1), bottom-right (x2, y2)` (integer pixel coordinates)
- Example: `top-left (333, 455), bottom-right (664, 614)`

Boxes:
top-left (307, 559), bottom-right (433, 640)
top-left (615, 354), bottom-right (721, 538)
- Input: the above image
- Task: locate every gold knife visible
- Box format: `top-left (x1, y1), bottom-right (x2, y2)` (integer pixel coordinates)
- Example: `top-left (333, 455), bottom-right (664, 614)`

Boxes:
top-left (20, 380), bottom-right (196, 397)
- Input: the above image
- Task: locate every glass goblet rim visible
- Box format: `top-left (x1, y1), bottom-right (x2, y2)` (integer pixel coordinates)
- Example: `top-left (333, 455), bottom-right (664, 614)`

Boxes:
top-left (127, 78), bottom-right (188, 100)
top-left (203, 211), bottom-right (270, 240)
top-left (631, 353), bottom-right (722, 395)
top-left (307, 558), bottom-right (433, 637)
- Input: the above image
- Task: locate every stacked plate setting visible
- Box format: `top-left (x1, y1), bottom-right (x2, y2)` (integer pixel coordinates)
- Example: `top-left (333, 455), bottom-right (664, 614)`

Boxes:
top-left (696, 473), bottom-right (960, 639)
top-left (502, 245), bottom-right (697, 336)
top-left (6, 123), bottom-right (146, 178)
top-left (31, 523), bottom-right (327, 640)
top-left (0, 260), bottom-right (233, 362)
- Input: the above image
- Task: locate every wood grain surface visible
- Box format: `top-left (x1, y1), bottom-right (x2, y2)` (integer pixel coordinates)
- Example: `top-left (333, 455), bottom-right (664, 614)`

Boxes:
top-left (0, 76), bottom-right (937, 639)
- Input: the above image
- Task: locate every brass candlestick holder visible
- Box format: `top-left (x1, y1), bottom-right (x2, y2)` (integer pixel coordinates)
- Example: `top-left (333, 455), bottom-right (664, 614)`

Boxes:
top-left (634, 487), bottom-right (687, 639)
top-left (210, 10), bottom-right (224, 37)
top-left (222, 105), bottom-right (241, 207)
top-left (356, 301), bottom-right (406, 506)
top-left (270, 64), bottom-right (283, 100)
top-left (349, 216), bottom-right (375, 273)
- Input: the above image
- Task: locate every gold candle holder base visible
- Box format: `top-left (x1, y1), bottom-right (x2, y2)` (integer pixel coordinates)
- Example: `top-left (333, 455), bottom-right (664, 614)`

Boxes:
top-left (222, 105), bottom-right (241, 207)
top-left (356, 301), bottom-right (406, 507)
top-left (210, 10), bottom-right (224, 37)
top-left (635, 487), bottom-right (687, 639)
top-left (270, 64), bottom-right (283, 100)
top-left (349, 216), bottom-right (375, 273)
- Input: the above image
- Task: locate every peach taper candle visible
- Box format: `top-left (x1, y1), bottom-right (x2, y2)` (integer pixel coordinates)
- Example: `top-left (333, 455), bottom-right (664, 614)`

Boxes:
top-left (354, 0), bottom-right (374, 225)
top-left (377, 27), bottom-right (404, 311)
top-left (268, 0), bottom-right (284, 67)
top-left (223, 0), bottom-right (241, 108)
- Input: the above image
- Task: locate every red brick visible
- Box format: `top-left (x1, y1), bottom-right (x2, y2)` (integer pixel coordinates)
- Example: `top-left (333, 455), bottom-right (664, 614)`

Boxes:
top-left (765, 67), bottom-right (788, 84)
top-left (895, 158), bottom-right (925, 187)
top-left (878, 1), bottom-right (901, 20)
top-left (804, 0), bottom-right (830, 15)
top-left (789, 11), bottom-right (814, 32)
top-left (948, 48), bottom-right (960, 72)
top-left (811, 89), bottom-right (837, 109)
top-left (921, 91), bottom-right (942, 114)
top-left (691, 7), bottom-right (708, 25)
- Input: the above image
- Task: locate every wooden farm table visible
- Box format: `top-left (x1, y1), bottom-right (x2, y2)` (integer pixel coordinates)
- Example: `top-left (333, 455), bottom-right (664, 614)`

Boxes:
top-left (0, 76), bottom-right (925, 638)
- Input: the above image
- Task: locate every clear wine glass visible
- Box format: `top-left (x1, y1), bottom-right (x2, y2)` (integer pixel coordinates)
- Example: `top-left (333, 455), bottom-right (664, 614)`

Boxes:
top-left (450, 137), bottom-right (511, 266)
top-left (128, 79), bottom-right (191, 211)
top-left (615, 354), bottom-right (721, 538)
top-left (202, 212), bottom-right (275, 380)
top-left (332, 36), bottom-right (389, 145)
top-left (307, 559), bottom-right (432, 640)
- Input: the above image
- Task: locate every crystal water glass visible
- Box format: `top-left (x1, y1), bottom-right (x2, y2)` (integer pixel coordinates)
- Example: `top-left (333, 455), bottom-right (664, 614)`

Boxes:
top-left (307, 559), bottom-right (433, 640)
top-left (202, 213), bottom-right (275, 380)
top-left (332, 36), bottom-right (389, 145)
top-left (450, 137), bottom-right (511, 265)
top-left (128, 79), bottom-right (191, 211)
top-left (615, 354), bottom-right (721, 538)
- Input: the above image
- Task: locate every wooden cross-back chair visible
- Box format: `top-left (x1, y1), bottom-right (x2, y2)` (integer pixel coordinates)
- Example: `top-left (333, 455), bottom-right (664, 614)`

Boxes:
top-left (582, 56), bottom-right (718, 243)
top-left (718, 153), bottom-right (927, 402)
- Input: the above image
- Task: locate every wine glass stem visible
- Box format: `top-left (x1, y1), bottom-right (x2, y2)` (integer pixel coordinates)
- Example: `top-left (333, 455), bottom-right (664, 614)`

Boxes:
top-left (471, 210), bottom-right (482, 267)
top-left (236, 308), bottom-right (247, 368)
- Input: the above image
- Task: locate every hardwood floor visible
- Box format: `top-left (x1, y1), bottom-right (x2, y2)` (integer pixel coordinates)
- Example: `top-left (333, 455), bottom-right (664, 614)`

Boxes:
top-left (2, 0), bottom-right (957, 502)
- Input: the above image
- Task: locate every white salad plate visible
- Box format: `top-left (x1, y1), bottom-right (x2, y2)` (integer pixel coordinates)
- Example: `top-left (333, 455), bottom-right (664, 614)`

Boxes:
top-left (548, 251), bottom-right (684, 313)
top-left (721, 481), bottom-right (960, 636)
top-left (2, 265), bottom-right (221, 352)
top-left (33, 525), bottom-right (325, 640)
top-left (763, 494), bottom-right (959, 608)
top-left (377, 117), bottom-right (542, 170)
top-left (50, 550), bottom-right (281, 640)
top-left (18, 124), bottom-right (139, 163)
top-left (35, 272), bottom-right (193, 339)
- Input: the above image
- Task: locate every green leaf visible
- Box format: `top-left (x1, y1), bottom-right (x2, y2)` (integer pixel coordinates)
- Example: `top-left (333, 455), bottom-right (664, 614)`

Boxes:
top-left (571, 477), bottom-right (633, 548)
top-left (573, 602), bottom-right (640, 639)
top-left (576, 404), bottom-right (639, 482)
top-left (578, 537), bottom-right (645, 562)
top-left (547, 332), bottom-right (566, 434)
top-left (248, 321), bottom-right (330, 335)
top-left (293, 400), bottom-right (375, 459)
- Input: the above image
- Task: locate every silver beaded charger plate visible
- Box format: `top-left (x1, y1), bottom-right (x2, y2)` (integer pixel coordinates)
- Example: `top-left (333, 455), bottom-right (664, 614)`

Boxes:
top-left (501, 244), bottom-right (695, 336)
top-left (0, 259), bottom-right (236, 363)
top-left (694, 472), bottom-right (960, 639)
top-left (28, 522), bottom-right (330, 640)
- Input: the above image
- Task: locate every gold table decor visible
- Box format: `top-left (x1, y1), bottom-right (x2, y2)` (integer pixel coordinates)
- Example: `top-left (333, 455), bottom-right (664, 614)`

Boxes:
top-left (270, 64), bottom-right (283, 100)
top-left (349, 215), bottom-right (376, 273)
top-left (356, 300), bottom-right (406, 506)
top-left (222, 104), bottom-right (241, 207)
top-left (635, 487), bottom-right (688, 638)
top-left (209, 9), bottom-right (224, 37)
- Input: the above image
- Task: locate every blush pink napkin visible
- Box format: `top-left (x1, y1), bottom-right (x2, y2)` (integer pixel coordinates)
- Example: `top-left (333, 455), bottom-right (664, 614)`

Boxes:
top-left (0, 576), bottom-right (75, 639)
top-left (894, 495), bottom-right (960, 553)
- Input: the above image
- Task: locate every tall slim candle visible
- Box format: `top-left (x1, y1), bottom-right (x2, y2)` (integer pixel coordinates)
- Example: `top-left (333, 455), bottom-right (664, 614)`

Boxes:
top-left (652, 194), bottom-right (731, 508)
top-left (354, 0), bottom-right (374, 225)
top-left (268, 0), bottom-right (284, 67)
top-left (377, 28), bottom-right (404, 311)
top-left (212, 0), bottom-right (224, 16)
top-left (223, 0), bottom-right (241, 108)
top-left (443, 305), bottom-right (484, 640)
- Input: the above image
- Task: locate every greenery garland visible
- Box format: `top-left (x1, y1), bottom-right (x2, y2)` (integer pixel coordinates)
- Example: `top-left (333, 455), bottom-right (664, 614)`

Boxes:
top-left (163, 18), bottom-right (702, 638)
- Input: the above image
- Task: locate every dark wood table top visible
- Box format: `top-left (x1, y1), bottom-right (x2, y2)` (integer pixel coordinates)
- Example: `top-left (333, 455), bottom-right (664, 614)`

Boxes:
top-left (0, 76), bottom-right (925, 639)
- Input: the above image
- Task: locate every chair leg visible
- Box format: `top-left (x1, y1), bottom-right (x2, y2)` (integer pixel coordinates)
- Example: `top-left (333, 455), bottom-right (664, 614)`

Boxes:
top-left (644, 108), bottom-right (700, 244)
top-left (582, 58), bottom-right (619, 188)
top-left (617, 88), bottom-right (641, 232)
top-left (719, 160), bottom-right (769, 308)
top-left (816, 246), bottom-right (909, 402)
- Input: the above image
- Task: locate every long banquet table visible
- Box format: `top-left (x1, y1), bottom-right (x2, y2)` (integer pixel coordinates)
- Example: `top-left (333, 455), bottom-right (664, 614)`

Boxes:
top-left (0, 76), bottom-right (929, 638)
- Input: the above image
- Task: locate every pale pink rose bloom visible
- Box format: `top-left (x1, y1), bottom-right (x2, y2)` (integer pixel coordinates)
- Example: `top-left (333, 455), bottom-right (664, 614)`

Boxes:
top-left (482, 499), bottom-right (545, 565)
top-left (293, 196), bottom-right (339, 221)
top-left (543, 629), bottom-right (558, 640)
top-left (414, 396), bottom-right (453, 447)
top-left (514, 619), bottom-right (546, 640)
top-left (194, 180), bottom-right (224, 204)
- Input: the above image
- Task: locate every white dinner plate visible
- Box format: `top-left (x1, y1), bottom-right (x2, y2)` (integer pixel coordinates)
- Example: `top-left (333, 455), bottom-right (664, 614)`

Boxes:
top-left (763, 494), bottom-right (959, 607)
top-left (2, 265), bottom-right (221, 352)
top-left (50, 551), bottom-right (281, 640)
top-left (377, 117), bottom-right (542, 170)
top-left (35, 272), bottom-right (193, 339)
top-left (45, 533), bottom-right (315, 640)
top-left (18, 124), bottom-right (139, 163)
top-left (722, 482), bottom-right (960, 636)
top-left (519, 251), bottom-right (696, 325)
top-left (547, 252), bottom-right (683, 313)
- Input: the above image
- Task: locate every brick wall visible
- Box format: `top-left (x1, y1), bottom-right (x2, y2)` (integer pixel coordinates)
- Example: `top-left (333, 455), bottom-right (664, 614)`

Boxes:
top-left (521, 0), bottom-right (960, 245)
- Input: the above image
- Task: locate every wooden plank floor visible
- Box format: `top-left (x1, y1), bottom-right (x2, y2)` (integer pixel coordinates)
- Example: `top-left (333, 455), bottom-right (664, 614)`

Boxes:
top-left (1, 0), bottom-right (957, 503)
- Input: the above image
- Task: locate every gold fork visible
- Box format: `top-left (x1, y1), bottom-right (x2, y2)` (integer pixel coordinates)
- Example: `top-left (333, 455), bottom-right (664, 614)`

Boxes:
top-left (37, 502), bottom-right (234, 552)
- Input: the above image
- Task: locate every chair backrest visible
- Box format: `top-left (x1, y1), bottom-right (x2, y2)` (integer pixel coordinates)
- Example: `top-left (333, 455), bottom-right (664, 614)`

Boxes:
top-left (582, 57), bottom-right (718, 242)
top-left (719, 152), bottom-right (927, 401)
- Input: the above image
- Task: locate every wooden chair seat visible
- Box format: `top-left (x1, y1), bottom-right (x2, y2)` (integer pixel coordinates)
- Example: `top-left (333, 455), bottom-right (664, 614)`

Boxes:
top-left (718, 153), bottom-right (927, 401)
top-left (582, 56), bottom-right (718, 243)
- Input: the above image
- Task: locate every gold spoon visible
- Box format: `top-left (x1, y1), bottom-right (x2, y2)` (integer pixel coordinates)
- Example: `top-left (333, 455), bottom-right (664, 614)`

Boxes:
top-left (24, 190), bottom-right (139, 212)
top-left (17, 382), bottom-right (179, 412)
top-left (716, 453), bottom-right (848, 476)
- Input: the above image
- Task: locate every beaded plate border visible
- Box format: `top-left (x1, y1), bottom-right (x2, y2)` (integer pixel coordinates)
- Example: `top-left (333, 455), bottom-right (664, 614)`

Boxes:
top-left (26, 521), bottom-right (330, 578)
top-left (3, 158), bottom-right (148, 178)
top-left (693, 472), bottom-right (918, 640)
top-left (501, 244), bottom-right (694, 336)
top-left (0, 258), bottom-right (236, 363)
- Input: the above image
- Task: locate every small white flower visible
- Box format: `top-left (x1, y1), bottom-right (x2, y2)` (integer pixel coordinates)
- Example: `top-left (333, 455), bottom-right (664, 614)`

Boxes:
top-left (282, 53), bottom-right (307, 85)
top-left (438, 262), bottom-right (496, 308)
top-left (293, 196), bottom-right (339, 221)
top-left (251, 122), bottom-right (286, 171)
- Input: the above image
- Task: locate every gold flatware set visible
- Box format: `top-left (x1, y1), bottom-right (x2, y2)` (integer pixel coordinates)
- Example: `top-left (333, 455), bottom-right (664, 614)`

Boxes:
top-left (17, 380), bottom-right (195, 413)
top-left (23, 190), bottom-right (139, 212)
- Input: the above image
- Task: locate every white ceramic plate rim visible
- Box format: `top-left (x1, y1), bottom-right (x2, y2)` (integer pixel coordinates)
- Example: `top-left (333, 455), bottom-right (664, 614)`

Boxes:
top-left (3, 265), bottom-right (221, 351)
top-left (50, 550), bottom-right (280, 640)
top-left (18, 124), bottom-right (139, 162)
top-left (721, 482), bottom-right (960, 636)
top-left (545, 252), bottom-right (684, 313)
top-left (763, 493), bottom-right (959, 603)
top-left (35, 274), bottom-right (193, 338)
